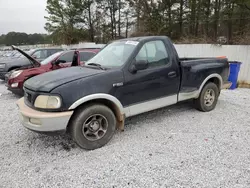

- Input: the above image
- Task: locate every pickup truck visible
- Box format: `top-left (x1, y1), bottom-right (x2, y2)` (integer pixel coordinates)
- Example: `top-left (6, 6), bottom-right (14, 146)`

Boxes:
top-left (6, 46), bottom-right (99, 95)
top-left (17, 36), bottom-right (231, 150)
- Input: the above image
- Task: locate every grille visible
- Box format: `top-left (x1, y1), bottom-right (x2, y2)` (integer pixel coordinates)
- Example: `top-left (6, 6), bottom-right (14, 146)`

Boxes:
top-left (24, 88), bottom-right (36, 106)
top-left (26, 93), bottom-right (32, 103)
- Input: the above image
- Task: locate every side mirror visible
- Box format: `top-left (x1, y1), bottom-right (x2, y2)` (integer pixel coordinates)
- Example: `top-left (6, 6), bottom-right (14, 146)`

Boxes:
top-left (130, 60), bottom-right (149, 73)
top-left (53, 59), bottom-right (66, 65)
top-left (32, 55), bottom-right (37, 59)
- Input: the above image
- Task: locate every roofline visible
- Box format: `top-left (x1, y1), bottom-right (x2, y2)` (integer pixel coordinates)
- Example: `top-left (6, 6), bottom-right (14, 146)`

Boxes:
top-left (112, 36), bottom-right (170, 43)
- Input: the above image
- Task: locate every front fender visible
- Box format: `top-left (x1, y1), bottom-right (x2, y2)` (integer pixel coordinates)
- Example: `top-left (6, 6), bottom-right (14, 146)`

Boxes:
top-left (69, 93), bottom-right (125, 114)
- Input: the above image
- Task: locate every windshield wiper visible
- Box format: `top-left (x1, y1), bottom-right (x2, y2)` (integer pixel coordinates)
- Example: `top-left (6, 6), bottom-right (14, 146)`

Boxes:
top-left (87, 63), bottom-right (106, 70)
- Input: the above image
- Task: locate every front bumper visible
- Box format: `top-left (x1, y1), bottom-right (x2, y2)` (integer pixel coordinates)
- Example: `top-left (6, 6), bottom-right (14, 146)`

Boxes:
top-left (6, 78), bottom-right (24, 96)
top-left (17, 98), bottom-right (73, 133)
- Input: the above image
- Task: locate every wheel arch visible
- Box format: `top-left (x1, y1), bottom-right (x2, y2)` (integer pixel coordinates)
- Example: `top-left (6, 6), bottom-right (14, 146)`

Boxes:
top-left (198, 74), bottom-right (223, 94)
top-left (68, 94), bottom-right (125, 131)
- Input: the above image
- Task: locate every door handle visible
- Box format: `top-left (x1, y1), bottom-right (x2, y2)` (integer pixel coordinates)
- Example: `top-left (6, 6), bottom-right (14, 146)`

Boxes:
top-left (168, 71), bottom-right (177, 78)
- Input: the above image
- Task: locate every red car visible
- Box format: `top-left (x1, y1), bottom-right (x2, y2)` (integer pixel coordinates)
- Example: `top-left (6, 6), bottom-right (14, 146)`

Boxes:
top-left (6, 46), bottom-right (99, 95)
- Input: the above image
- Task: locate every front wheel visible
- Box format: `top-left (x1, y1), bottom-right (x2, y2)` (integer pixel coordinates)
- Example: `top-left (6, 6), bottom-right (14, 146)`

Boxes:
top-left (194, 82), bottom-right (219, 112)
top-left (69, 104), bottom-right (116, 150)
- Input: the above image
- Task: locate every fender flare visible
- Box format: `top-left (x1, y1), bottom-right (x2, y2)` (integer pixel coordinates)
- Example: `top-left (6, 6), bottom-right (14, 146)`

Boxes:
top-left (198, 73), bottom-right (223, 94)
top-left (68, 93), bottom-right (125, 115)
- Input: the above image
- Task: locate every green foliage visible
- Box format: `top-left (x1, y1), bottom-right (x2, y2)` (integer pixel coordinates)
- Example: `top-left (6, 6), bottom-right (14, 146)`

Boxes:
top-left (127, 0), bottom-right (250, 44)
top-left (45, 0), bottom-right (88, 44)
top-left (0, 32), bottom-right (50, 45)
top-left (45, 0), bottom-right (135, 44)
top-left (4, 0), bottom-right (250, 45)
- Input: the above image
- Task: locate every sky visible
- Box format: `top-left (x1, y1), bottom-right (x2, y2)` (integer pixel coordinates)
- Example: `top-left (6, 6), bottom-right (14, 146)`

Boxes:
top-left (0, 0), bottom-right (47, 34)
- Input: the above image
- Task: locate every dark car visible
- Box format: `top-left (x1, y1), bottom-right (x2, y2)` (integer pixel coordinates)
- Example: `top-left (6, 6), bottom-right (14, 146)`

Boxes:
top-left (6, 46), bottom-right (99, 95)
top-left (17, 36), bottom-right (231, 150)
top-left (0, 47), bottom-right (63, 80)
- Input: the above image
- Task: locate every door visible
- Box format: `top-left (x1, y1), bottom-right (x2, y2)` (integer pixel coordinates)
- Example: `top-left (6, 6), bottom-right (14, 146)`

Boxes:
top-left (117, 40), bottom-right (180, 116)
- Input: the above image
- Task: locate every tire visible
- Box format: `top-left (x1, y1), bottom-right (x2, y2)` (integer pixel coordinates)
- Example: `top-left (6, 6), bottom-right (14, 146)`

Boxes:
top-left (69, 104), bottom-right (116, 150)
top-left (194, 82), bottom-right (219, 112)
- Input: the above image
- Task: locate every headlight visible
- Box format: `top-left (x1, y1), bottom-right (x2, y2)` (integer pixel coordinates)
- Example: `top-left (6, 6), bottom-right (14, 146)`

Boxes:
top-left (34, 95), bottom-right (62, 109)
top-left (0, 64), bottom-right (5, 69)
top-left (9, 70), bottom-right (23, 79)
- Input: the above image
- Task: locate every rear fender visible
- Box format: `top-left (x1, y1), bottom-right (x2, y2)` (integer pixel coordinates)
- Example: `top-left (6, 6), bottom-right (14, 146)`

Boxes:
top-left (178, 73), bottom-right (222, 101)
top-left (198, 74), bottom-right (222, 93)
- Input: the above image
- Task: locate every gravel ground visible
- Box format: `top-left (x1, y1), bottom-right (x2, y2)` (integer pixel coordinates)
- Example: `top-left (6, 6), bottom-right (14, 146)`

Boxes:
top-left (0, 81), bottom-right (250, 188)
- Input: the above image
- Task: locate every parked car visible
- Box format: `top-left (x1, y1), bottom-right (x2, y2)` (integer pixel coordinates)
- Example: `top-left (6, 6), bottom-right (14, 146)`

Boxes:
top-left (1, 50), bottom-right (27, 60)
top-left (17, 36), bottom-right (231, 150)
top-left (6, 46), bottom-right (99, 95)
top-left (0, 51), bottom-right (16, 59)
top-left (0, 47), bottom-right (63, 80)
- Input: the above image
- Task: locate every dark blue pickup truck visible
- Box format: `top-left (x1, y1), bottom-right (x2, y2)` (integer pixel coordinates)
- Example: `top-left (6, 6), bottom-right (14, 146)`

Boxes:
top-left (17, 36), bottom-right (231, 150)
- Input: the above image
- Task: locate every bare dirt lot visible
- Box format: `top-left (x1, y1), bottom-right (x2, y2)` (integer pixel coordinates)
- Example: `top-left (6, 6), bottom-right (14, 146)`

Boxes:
top-left (0, 82), bottom-right (250, 188)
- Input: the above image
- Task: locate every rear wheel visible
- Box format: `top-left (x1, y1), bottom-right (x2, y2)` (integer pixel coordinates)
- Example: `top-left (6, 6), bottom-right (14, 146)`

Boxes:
top-left (194, 82), bottom-right (219, 112)
top-left (69, 104), bottom-right (116, 150)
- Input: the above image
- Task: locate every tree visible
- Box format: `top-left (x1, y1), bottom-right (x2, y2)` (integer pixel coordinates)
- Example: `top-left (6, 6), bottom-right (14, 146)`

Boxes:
top-left (0, 35), bottom-right (6, 45)
top-left (41, 0), bottom-right (250, 45)
top-left (0, 32), bottom-right (50, 45)
top-left (45, 0), bottom-right (86, 44)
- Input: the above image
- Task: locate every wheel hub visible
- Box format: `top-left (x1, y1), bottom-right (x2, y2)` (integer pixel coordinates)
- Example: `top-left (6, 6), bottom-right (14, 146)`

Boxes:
top-left (204, 89), bottom-right (215, 107)
top-left (82, 114), bottom-right (108, 141)
top-left (89, 121), bottom-right (100, 132)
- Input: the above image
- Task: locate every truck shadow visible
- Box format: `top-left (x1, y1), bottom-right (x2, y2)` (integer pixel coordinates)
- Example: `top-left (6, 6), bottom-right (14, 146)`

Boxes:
top-left (124, 100), bottom-right (194, 130)
top-left (25, 133), bottom-right (76, 152)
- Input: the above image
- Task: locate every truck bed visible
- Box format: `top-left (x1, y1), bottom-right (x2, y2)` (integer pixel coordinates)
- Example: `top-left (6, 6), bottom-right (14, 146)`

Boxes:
top-left (178, 57), bottom-right (229, 100)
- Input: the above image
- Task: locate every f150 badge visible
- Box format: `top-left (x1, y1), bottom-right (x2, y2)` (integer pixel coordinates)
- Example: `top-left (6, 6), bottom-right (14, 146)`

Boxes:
top-left (113, 82), bottom-right (123, 87)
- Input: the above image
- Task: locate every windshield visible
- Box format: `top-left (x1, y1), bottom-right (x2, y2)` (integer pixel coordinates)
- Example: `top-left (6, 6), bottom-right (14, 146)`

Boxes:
top-left (40, 51), bottom-right (63, 65)
top-left (86, 41), bottom-right (137, 67)
top-left (27, 49), bottom-right (35, 55)
top-left (14, 52), bottom-right (23, 58)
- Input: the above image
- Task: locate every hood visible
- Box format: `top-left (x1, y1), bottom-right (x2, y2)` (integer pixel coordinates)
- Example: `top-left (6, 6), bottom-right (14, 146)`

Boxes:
top-left (11, 45), bottom-right (40, 67)
top-left (24, 66), bottom-right (105, 92)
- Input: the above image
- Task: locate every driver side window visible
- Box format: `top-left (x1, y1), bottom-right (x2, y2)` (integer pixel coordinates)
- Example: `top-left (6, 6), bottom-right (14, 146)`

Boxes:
top-left (135, 40), bottom-right (169, 68)
top-left (135, 45), bottom-right (147, 62)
